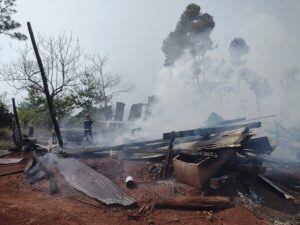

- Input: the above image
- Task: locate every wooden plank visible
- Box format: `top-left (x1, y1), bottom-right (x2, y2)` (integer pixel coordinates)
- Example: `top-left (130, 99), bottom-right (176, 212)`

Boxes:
top-left (0, 162), bottom-right (26, 177)
top-left (162, 133), bottom-right (175, 179)
top-left (257, 174), bottom-right (295, 200)
top-left (163, 122), bottom-right (261, 139)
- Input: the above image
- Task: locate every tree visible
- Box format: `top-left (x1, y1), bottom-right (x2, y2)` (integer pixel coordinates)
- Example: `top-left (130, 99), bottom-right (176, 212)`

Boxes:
top-left (0, 0), bottom-right (26, 40)
top-left (162, 3), bottom-right (215, 68)
top-left (0, 32), bottom-right (83, 109)
top-left (162, 3), bottom-right (215, 94)
top-left (18, 89), bottom-right (76, 128)
top-left (238, 68), bottom-right (272, 114)
top-left (229, 38), bottom-right (250, 67)
top-left (0, 92), bottom-right (13, 127)
top-left (74, 54), bottom-right (135, 117)
top-left (280, 66), bottom-right (300, 90)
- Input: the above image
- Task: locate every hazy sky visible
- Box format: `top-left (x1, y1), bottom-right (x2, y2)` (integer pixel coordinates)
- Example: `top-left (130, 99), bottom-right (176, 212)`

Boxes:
top-left (0, 0), bottom-right (299, 105)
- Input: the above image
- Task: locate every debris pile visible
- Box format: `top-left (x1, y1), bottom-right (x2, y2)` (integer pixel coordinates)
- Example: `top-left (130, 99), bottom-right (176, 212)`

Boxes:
top-left (1, 112), bottom-right (300, 224)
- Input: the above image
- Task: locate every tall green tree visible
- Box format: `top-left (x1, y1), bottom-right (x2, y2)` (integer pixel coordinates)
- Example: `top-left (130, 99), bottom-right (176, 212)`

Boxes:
top-left (18, 89), bottom-right (76, 128)
top-left (0, 0), bottom-right (26, 40)
top-left (162, 3), bottom-right (215, 67)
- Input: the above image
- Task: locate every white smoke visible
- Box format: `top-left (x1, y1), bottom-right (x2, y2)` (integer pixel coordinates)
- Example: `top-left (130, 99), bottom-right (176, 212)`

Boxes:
top-left (132, 6), bottom-right (300, 140)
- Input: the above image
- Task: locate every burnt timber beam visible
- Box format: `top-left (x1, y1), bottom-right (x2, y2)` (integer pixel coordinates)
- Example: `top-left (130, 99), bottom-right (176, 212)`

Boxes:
top-left (155, 196), bottom-right (232, 210)
top-left (67, 135), bottom-right (204, 158)
top-left (219, 117), bottom-right (246, 125)
top-left (257, 174), bottom-right (295, 200)
top-left (163, 122), bottom-right (261, 140)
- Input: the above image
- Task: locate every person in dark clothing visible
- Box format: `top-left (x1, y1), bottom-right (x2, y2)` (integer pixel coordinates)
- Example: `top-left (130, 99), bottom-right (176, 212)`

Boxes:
top-left (84, 114), bottom-right (94, 141)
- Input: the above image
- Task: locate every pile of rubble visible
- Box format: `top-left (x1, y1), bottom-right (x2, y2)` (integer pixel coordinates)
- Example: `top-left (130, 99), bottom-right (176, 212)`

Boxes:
top-left (1, 112), bottom-right (300, 223)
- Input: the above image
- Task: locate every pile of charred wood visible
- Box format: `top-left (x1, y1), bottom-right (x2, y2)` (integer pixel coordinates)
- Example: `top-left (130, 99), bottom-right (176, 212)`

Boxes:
top-left (20, 112), bottom-right (299, 212)
top-left (64, 113), bottom-right (289, 199)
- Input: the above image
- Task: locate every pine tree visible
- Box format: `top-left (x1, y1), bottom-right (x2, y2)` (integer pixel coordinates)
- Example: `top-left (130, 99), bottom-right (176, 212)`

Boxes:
top-left (0, 0), bottom-right (27, 40)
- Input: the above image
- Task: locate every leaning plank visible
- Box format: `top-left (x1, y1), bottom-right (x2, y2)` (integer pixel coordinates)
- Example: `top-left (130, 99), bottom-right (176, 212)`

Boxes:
top-left (155, 196), bottom-right (232, 210)
top-left (257, 174), bottom-right (295, 200)
top-left (0, 158), bottom-right (23, 165)
top-left (55, 157), bottom-right (136, 206)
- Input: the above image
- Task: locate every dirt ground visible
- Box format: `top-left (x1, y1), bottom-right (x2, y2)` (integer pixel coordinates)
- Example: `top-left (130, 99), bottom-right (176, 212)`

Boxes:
top-left (0, 151), bottom-right (299, 225)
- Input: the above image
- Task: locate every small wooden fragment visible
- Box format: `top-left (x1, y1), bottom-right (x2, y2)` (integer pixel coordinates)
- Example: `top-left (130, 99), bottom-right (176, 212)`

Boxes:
top-left (209, 174), bottom-right (236, 190)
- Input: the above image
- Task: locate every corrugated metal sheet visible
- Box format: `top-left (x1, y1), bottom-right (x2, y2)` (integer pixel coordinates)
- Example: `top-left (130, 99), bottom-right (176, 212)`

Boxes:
top-left (0, 158), bottom-right (23, 164)
top-left (191, 128), bottom-right (249, 151)
top-left (55, 157), bottom-right (136, 206)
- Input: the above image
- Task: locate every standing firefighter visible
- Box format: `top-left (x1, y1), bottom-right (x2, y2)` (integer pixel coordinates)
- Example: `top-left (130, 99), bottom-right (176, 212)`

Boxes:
top-left (84, 114), bottom-right (94, 141)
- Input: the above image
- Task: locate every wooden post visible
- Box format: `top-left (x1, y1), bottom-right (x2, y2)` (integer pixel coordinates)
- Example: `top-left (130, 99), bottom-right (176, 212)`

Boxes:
top-left (162, 132), bottom-right (175, 179)
top-left (12, 98), bottom-right (22, 150)
top-left (27, 22), bottom-right (63, 148)
top-left (114, 102), bottom-right (125, 121)
top-left (28, 126), bottom-right (34, 137)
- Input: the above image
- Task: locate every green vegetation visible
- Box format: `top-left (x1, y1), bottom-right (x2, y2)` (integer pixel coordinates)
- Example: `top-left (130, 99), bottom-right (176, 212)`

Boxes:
top-left (0, 0), bottom-right (27, 40)
top-left (0, 127), bottom-right (14, 149)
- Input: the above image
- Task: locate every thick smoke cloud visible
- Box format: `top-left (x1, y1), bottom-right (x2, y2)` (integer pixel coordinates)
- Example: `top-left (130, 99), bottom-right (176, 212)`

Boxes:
top-left (134, 3), bottom-right (299, 140)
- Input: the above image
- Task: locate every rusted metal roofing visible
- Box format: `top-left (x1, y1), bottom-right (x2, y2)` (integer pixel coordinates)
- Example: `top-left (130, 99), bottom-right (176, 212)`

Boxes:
top-left (190, 128), bottom-right (249, 151)
top-left (55, 157), bottom-right (136, 206)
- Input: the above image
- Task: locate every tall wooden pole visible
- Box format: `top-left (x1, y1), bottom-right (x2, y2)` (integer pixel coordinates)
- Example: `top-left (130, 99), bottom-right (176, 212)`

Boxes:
top-left (27, 22), bottom-right (63, 147)
top-left (12, 98), bottom-right (22, 150)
